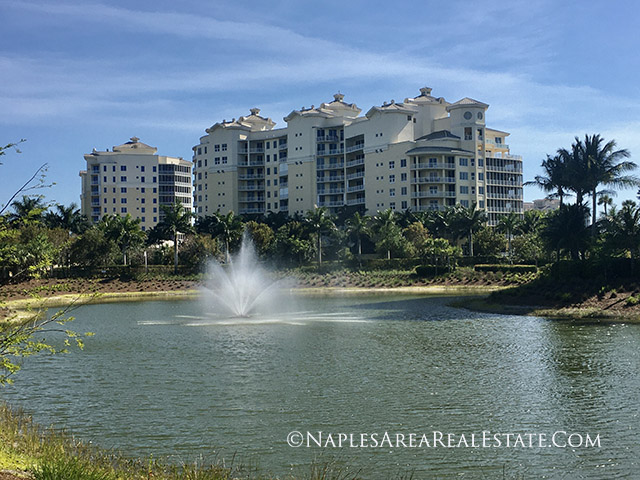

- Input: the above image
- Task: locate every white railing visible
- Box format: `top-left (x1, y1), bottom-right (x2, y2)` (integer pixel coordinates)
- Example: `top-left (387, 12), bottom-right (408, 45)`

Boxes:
top-left (413, 177), bottom-right (456, 184)
top-left (411, 163), bottom-right (455, 170)
top-left (346, 157), bottom-right (365, 168)
top-left (317, 163), bottom-right (345, 171)
top-left (347, 184), bottom-right (365, 192)
top-left (412, 191), bottom-right (456, 198)
top-left (317, 175), bottom-right (345, 182)
top-left (318, 188), bottom-right (345, 195)
top-left (347, 197), bottom-right (365, 205)
top-left (345, 143), bottom-right (364, 153)
top-left (238, 173), bottom-right (265, 180)
top-left (318, 200), bottom-right (344, 207)
top-left (347, 171), bottom-right (365, 180)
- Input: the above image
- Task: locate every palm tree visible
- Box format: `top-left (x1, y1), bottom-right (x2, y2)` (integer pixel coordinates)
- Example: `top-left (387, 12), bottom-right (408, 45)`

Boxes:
top-left (159, 201), bottom-right (194, 274)
top-left (541, 204), bottom-right (589, 261)
top-left (345, 212), bottom-right (370, 260)
top-left (497, 212), bottom-right (521, 260)
top-left (44, 203), bottom-right (88, 235)
top-left (524, 154), bottom-right (570, 206)
top-left (574, 134), bottom-right (637, 235)
top-left (371, 208), bottom-right (402, 260)
top-left (598, 194), bottom-right (614, 217)
top-left (517, 210), bottom-right (544, 235)
top-left (100, 214), bottom-right (145, 266)
top-left (9, 196), bottom-right (46, 224)
top-left (304, 207), bottom-right (336, 264)
top-left (214, 211), bottom-right (244, 263)
top-left (605, 200), bottom-right (640, 258)
top-left (452, 203), bottom-right (486, 257)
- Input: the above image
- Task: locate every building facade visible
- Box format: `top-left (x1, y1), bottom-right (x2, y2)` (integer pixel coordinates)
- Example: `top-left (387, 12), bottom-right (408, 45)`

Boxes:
top-left (192, 87), bottom-right (523, 225)
top-left (80, 137), bottom-right (192, 230)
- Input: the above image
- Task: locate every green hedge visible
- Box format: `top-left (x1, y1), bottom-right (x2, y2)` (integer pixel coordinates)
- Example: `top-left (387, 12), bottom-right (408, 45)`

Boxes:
top-left (474, 264), bottom-right (538, 273)
top-left (415, 264), bottom-right (453, 277)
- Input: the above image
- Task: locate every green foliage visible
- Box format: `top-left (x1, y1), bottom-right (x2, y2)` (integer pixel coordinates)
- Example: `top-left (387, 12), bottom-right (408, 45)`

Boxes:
top-left (474, 264), bottom-right (538, 273)
top-left (178, 234), bottom-right (218, 270)
top-left (244, 220), bottom-right (274, 257)
top-left (415, 264), bottom-right (448, 277)
top-left (511, 233), bottom-right (546, 264)
top-left (69, 227), bottom-right (119, 268)
top-left (473, 226), bottom-right (506, 257)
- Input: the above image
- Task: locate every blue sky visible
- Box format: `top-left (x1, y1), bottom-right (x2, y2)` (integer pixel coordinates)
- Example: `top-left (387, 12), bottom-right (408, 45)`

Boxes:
top-left (2, 0), bottom-right (640, 210)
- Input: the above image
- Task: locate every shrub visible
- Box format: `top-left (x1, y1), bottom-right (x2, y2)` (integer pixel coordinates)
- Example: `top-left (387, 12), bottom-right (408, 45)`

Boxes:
top-left (415, 265), bottom-right (449, 277)
top-left (474, 264), bottom-right (538, 274)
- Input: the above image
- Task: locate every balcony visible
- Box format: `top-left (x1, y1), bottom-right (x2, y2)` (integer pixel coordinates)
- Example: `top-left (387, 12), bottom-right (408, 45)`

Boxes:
top-left (279, 163), bottom-right (288, 175)
top-left (316, 134), bottom-right (340, 142)
top-left (412, 191), bottom-right (456, 198)
top-left (485, 164), bottom-right (522, 173)
top-left (487, 153), bottom-right (523, 161)
top-left (317, 162), bottom-right (345, 171)
top-left (238, 173), bottom-right (265, 180)
top-left (346, 197), bottom-right (365, 206)
top-left (278, 142), bottom-right (288, 150)
top-left (279, 189), bottom-right (288, 199)
top-left (238, 160), bottom-right (265, 167)
top-left (317, 175), bottom-right (345, 182)
top-left (346, 171), bottom-right (365, 180)
top-left (414, 204), bottom-right (447, 212)
top-left (318, 200), bottom-right (344, 207)
top-left (486, 179), bottom-right (521, 187)
top-left (411, 163), bottom-right (455, 170)
top-left (239, 207), bottom-right (265, 214)
top-left (346, 157), bottom-right (364, 168)
top-left (318, 188), bottom-right (345, 195)
top-left (487, 206), bottom-right (523, 213)
top-left (347, 184), bottom-right (365, 193)
top-left (249, 147), bottom-right (265, 153)
top-left (328, 148), bottom-right (344, 155)
top-left (238, 184), bottom-right (263, 191)
top-left (412, 177), bottom-right (456, 184)
top-left (345, 143), bottom-right (364, 153)
top-left (239, 196), bottom-right (265, 203)
top-left (485, 139), bottom-right (510, 149)
top-left (486, 193), bottom-right (523, 200)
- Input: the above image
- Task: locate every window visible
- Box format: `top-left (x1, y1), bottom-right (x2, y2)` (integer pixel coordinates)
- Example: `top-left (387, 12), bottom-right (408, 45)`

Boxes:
top-left (478, 159), bottom-right (484, 167)
top-left (222, 157), bottom-right (227, 164)
top-left (215, 157), bottom-right (220, 165)
top-left (389, 175), bottom-right (395, 183)
top-left (460, 172), bottom-right (468, 180)
top-left (141, 207), bottom-right (145, 213)
top-left (460, 186), bottom-right (469, 194)
top-left (267, 168), bottom-right (271, 175)
top-left (389, 161), bottom-right (395, 169)
top-left (141, 166), bottom-right (145, 172)
top-left (141, 198), bottom-right (145, 204)
top-left (461, 200), bottom-right (469, 207)
top-left (141, 187), bottom-right (145, 193)
top-left (401, 201), bottom-right (408, 209)
top-left (120, 176), bottom-right (127, 182)
top-left (204, 147), bottom-right (208, 154)
top-left (390, 188), bottom-right (395, 197)
top-left (479, 200), bottom-right (485, 208)
top-left (112, 176), bottom-right (116, 182)
top-left (121, 207), bottom-right (127, 213)
top-left (121, 198), bottom-right (127, 204)
top-left (390, 202), bottom-right (396, 210)
top-left (141, 176), bottom-right (145, 183)
top-left (401, 173), bottom-right (407, 182)
top-left (401, 187), bottom-right (407, 195)
top-left (214, 144), bottom-right (220, 152)
top-left (267, 180), bottom-right (271, 186)
top-left (222, 144), bottom-right (227, 151)
top-left (197, 147), bottom-right (202, 155)
top-left (459, 158), bottom-right (468, 166)
top-left (103, 166), bottom-right (107, 172)
top-left (152, 166), bottom-right (157, 172)
top-left (153, 177), bottom-right (156, 183)
top-left (112, 166), bottom-right (116, 172)
top-left (479, 187), bottom-right (484, 194)
top-left (103, 176), bottom-right (107, 182)
top-left (120, 187), bottom-right (127, 193)
top-left (479, 173), bottom-right (484, 180)
top-left (120, 165), bottom-right (126, 171)
top-left (400, 158), bottom-right (407, 168)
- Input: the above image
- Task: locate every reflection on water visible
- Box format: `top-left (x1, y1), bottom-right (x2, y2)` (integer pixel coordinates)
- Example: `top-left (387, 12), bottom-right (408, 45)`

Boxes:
top-left (1, 294), bottom-right (639, 478)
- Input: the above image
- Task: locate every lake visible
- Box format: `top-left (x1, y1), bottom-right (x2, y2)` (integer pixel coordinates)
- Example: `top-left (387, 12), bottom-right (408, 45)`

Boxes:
top-left (2, 293), bottom-right (639, 478)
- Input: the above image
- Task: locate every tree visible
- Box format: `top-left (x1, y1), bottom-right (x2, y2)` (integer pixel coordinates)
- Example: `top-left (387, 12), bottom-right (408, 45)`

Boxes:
top-left (271, 221), bottom-right (315, 265)
top-left (211, 211), bottom-right (244, 263)
top-left (451, 203), bottom-right (486, 256)
top-left (304, 207), bottom-right (336, 264)
top-left (541, 204), bottom-right (590, 261)
top-left (44, 203), bottom-right (89, 235)
top-left (497, 212), bottom-right (521, 260)
top-left (69, 226), bottom-right (119, 267)
top-left (99, 214), bottom-right (145, 266)
top-left (245, 220), bottom-right (274, 257)
top-left (517, 210), bottom-right (544, 235)
top-left (158, 201), bottom-right (194, 274)
top-left (344, 212), bottom-right (370, 259)
top-left (524, 154), bottom-right (571, 206)
top-left (603, 200), bottom-right (640, 258)
top-left (371, 209), bottom-right (406, 259)
top-left (473, 226), bottom-right (506, 257)
top-left (574, 134), bottom-right (637, 235)
top-left (8, 196), bottom-right (47, 225)
top-left (404, 221), bottom-right (430, 258)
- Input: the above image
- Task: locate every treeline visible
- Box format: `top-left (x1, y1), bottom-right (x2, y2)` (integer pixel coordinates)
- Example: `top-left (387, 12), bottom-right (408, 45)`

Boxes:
top-left (1, 133), bottom-right (639, 281)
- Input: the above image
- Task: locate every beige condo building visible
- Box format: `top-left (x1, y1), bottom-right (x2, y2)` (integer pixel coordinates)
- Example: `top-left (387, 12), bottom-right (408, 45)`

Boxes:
top-left (192, 87), bottom-right (523, 225)
top-left (80, 137), bottom-right (192, 230)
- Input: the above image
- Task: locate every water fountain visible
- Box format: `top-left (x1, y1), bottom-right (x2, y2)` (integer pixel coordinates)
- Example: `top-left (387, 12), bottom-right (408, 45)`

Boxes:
top-left (202, 235), bottom-right (288, 318)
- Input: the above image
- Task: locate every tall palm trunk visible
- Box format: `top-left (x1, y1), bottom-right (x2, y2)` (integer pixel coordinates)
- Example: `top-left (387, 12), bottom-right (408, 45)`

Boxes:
top-left (173, 231), bottom-right (178, 274)
top-left (317, 235), bottom-right (322, 264)
top-left (591, 189), bottom-right (597, 236)
top-left (468, 229), bottom-right (473, 257)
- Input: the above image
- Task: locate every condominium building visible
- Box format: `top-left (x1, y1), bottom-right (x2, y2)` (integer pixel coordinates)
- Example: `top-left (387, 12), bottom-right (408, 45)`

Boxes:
top-left (80, 137), bottom-right (192, 230)
top-left (192, 87), bottom-right (523, 225)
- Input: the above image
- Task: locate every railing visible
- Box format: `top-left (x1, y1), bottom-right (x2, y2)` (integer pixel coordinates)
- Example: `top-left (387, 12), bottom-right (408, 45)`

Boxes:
top-left (487, 207), bottom-right (523, 213)
top-left (238, 173), bottom-right (265, 180)
top-left (318, 200), bottom-right (344, 207)
top-left (279, 191), bottom-right (288, 199)
top-left (238, 160), bottom-right (264, 167)
top-left (238, 185), bottom-right (263, 191)
top-left (345, 143), bottom-right (364, 153)
top-left (279, 163), bottom-right (288, 174)
top-left (412, 177), bottom-right (456, 184)
top-left (328, 148), bottom-right (344, 155)
top-left (411, 163), bottom-right (455, 170)
top-left (239, 207), bottom-right (265, 214)
top-left (249, 147), bottom-right (265, 153)
top-left (347, 184), bottom-right (365, 192)
top-left (485, 139), bottom-right (510, 149)
top-left (317, 175), bottom-right (345, 182)
top-left (486, 193), bottom-right (523, 200)
top-left (280, 204), bottom-right (288, 211)
top-left (414, 204), bottom-right (447, 212)
top-left (347, 197), bottom-right (365, 205)
top-left (485, 164), bottom-right (522, 173)
top-left (346, 157), bottom-right (364, 168)
top-left (316, 135), bottom-right (340, 142)
top-left (91, 201), bottom-right (100, 207)
top-left (346, 171), bottom-right (365, 180)
top-left (239, 196), bottom-right (265, 203)
top-left (238, 148), bottom-right (248, 154)
top-left (317, 162), bottom-right (345, 171)
top-left (487, 153), bottom-right (522, 161)
top-left (486, 180), bottom-right (521, 186)
top-left (412, 191), bottom-right (456, 198)
top-left (318, 188), bottom-right (345, 195)
top-left (278, 143), bottom-right (288, 150)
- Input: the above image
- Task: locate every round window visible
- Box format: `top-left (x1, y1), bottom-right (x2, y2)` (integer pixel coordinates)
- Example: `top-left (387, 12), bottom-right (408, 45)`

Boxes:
top-left (477, 112), bottom-right (484, 120)
top-left (464, 111), bottom-right (472, 120)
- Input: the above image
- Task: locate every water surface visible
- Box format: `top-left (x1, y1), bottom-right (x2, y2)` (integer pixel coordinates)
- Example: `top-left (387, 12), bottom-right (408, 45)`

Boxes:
top-left (2, 294), bottom-right (639, 478)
